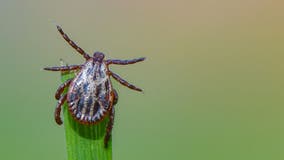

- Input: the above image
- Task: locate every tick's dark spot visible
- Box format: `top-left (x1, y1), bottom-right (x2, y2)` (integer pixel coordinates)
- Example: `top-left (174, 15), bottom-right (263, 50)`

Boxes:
top-left (87, 97), bottom-right (93, 108)
top-left (87, 67), bottom-right (93, 75)
top-left (83, 83), bottom-right (89, 93)
top-left (95, 84), bottom-right (102, 97)
top-left (77, 98), bottom-right (84, 111)
top-left (69, 93), bottom-right (76, 101)
top-left (93, 101), bottom-right (99, 114)
top-left (105, 80), bottom-right (109, 92)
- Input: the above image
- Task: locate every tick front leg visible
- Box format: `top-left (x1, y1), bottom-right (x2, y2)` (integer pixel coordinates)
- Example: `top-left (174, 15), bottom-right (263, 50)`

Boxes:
top-left (104, 107), bottom-right (115, 148)
top-left (110, 71), bottom-right (143, 92)
top-left (55, 79), bottom-right (73, 100)
top-left (106, 57), bottom-right (145, 65)
top-left (55, 94), bottom-right (67, 125)
top-left (56, 25), bottom-right (91, 60)
top-left (44, 65), bottom-right (81, 71)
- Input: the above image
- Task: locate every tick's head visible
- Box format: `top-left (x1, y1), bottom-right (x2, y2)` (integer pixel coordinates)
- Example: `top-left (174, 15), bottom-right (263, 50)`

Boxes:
top-left (93, 52), bottom-right (105, 62)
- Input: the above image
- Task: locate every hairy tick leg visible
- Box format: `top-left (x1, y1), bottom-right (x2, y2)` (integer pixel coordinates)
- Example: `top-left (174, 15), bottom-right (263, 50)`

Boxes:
top-left (55, 79), bottom-right (73, 100)
top-left (106, 57), bottom-right (145, 65)
top-left (55, 94), bottom-right (67, 125)
top-left (56, 25), bottom-right (91, 60)
top-left (110, 71), bottom-right (143, 92)
top-left (43, 65), bottom-right (81, 71)
top-left (104, 107), bottom-right (115, 148)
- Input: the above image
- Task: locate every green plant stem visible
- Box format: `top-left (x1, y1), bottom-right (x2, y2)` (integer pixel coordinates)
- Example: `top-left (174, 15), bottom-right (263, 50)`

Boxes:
top-left (61, 70), bottom-right (112, 160)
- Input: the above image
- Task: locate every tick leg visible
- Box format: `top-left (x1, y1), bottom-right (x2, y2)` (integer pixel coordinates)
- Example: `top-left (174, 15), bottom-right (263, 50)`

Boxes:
top-left (55, 79), bottom-right (73, 100)
top-left (104, 107), bottom-right (115, 148)
top-left (110, 71), bottom-right (143, 92)
top-left (113, 89), bottom-right (118, 105)
top-left (106, 57), bottom-right (145, 65)
top-left (55, 94), bottom-right (67, 125)
top-left (43, 65), bottom-right (81, 71)
top-left (56, 25), bottom-right (91, 60)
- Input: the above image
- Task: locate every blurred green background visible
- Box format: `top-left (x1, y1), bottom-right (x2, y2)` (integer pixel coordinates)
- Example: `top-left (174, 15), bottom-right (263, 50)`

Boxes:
top-left (0, 0), bottom-right (283, 160)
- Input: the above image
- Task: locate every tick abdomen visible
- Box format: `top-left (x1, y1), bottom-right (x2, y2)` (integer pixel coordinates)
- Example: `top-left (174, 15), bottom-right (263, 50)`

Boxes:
top-left (67, 60), bottom-right (112, 124)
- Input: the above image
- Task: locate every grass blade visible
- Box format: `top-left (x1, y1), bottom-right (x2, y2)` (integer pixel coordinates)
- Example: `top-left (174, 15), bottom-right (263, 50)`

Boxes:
top-left (60, 70), bottom-right (112, 160)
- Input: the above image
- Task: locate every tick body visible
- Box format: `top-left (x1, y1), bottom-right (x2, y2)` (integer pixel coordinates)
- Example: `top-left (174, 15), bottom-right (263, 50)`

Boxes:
top-left (68, 58), bottom-right (113, 124)
top-left (44, 25), bottom-right (145, 147)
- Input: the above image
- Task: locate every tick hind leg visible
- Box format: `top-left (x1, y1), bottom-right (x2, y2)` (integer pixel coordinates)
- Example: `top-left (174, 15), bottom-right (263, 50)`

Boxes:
top-left (55, 79), bottom-right (73, 100)
top-left (110, 71), bottom-right (143, 92)
top-left (55, 94), bottom-right (67, 125)
top-left (106, 57), bottom-right (145, 65)
top-left (43, 65), bottom-right (81, 71)
top-left (104, 107), bottom-right (115, 148)
top-left (104, 90), bottom-right (118, 148)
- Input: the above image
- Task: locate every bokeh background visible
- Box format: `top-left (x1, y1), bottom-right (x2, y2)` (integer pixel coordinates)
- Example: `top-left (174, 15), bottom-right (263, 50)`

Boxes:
top-left (0, 0), bottom-right (283, 160)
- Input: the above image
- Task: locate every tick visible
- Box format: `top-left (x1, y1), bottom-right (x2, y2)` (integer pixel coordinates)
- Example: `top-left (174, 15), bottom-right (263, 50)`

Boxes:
top-left (44, 25), bottom-right (145, 147)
